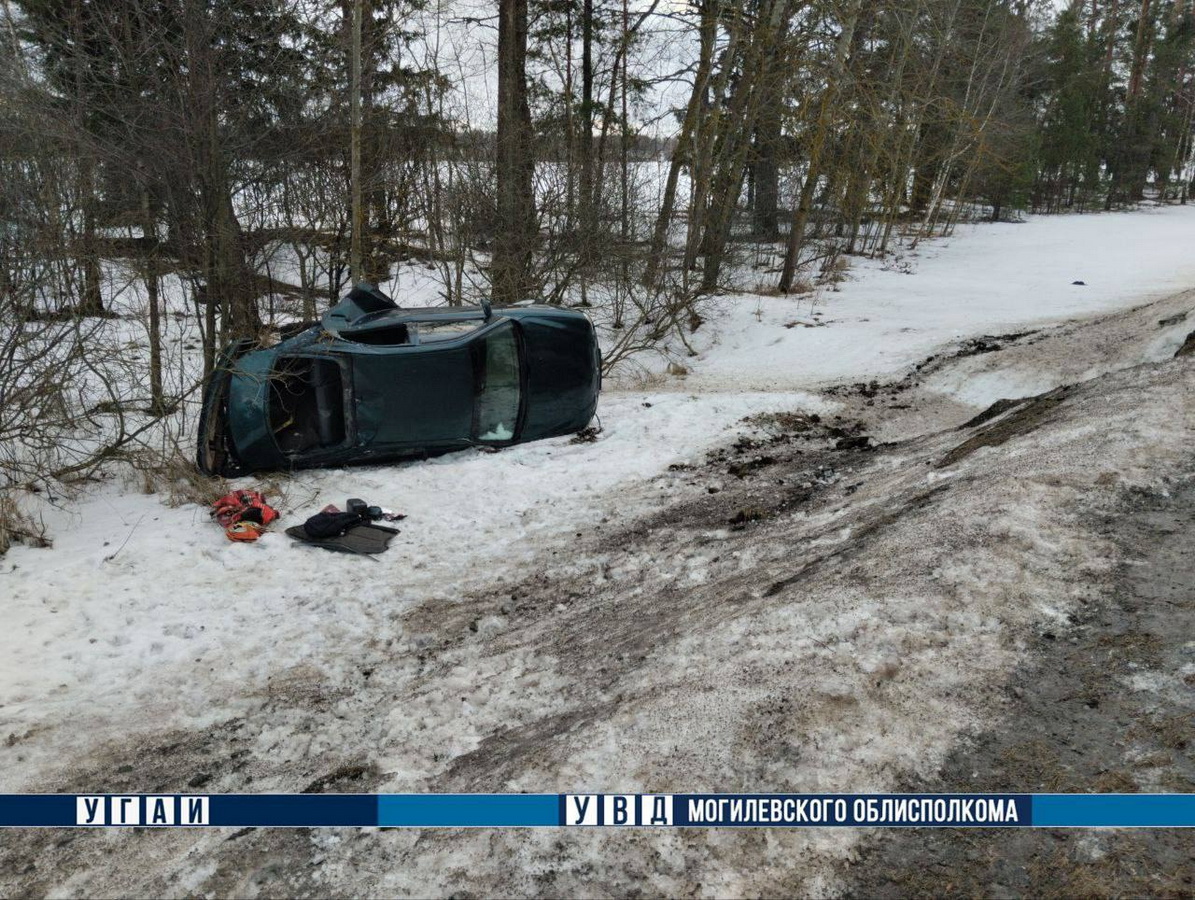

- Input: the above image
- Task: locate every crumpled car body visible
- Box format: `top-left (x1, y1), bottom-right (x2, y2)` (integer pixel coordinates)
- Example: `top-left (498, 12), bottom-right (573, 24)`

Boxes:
top-left (197, 284), bottom-right (601, 475)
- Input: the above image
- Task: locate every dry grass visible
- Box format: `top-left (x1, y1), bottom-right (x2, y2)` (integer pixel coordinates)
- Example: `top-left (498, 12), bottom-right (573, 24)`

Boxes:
top-left (749, 280), bottom-right (783, 296)
top-left (1028, 839), bottom-right (1195, 900)
top-left (995, 738), bottom-right (1070, 790)
top-left (816, 256), bottom-right (851, 286)
top-left (1136, 712), bottom-right (1194, 752)
top-left (0, 447), bottom-right (304, 558)
top-left (0, 491), bottom-right (50, 556)
top-left (751, 278), bottom-right (815, 296)
top-left (130, 451), bottom-right (228, 507)
top-left (129, 448), bottom-right (308, 521)
top-left (1093, 770), bottom-right (1139, 792)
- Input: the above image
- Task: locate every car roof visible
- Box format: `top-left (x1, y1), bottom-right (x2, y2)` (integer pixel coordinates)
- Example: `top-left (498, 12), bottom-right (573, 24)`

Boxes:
top-left (321, 284), bottom-right (490, 336)
top-left (320, 283), bottom-right (587, 343)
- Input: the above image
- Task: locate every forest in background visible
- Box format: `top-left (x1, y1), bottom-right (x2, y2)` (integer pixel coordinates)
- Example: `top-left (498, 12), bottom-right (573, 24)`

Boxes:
top-left (1, 0), bottom-right (1194, 542)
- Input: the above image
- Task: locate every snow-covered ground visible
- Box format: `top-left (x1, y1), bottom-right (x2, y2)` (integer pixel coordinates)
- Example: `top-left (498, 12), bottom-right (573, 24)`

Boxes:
top-left (1, 206), bottom-right (1195, 896)
top-left (4, 206), bottom-right (1195, 778)
top-left (683, 204), bottom-right (1195, 392)
top-left (0, 387), bottom-right (827, 766)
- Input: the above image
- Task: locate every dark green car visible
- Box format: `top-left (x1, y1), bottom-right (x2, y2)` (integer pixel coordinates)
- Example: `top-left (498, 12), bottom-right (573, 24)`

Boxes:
top-left (197, 284), bottom-right (601, 475)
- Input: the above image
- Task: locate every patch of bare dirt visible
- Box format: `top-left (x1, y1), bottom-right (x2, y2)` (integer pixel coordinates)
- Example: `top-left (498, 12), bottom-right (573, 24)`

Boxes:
top-left (839, 479), bottom-right (1195, 899)
top-left (937, 385), bottom-right (1074, 467)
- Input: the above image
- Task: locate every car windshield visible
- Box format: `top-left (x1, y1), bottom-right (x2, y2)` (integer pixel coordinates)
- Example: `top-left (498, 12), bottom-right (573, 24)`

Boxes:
top-left (474, 323), bottom-right (521, 441)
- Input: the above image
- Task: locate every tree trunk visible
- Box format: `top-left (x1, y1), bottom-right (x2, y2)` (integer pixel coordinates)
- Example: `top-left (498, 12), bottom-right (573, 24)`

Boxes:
top-left (841, 129), bottom-right (872, 254)
top-left (619, 0), bottom-right (631, 299)
top-left (141, 181), bottom-right (164, 415)
top-left (77, 158), bottom-right (105, 316)
top-left (70, 3), bottom-right (103, 317)
top-left (349, 0), bottom-right (364, 282)
top-left (577, 0), bottom-right (595, 305)
top-left (778, 0), bottom-right (862, 293)
top-left (643, 0), bottom-right (718, 290)
top-left (185, 0), bottom-right (258, 343)
top-left (700, 0), bottom-right (792, 291)
top-left (493, 0), bottom-right (536, 304)
top-left (564, 1), bottom-right (575, 222)
top-left (580, 0), bottom-right (595, 230)
top-left (362, 0), bottom-right (389, 282)
top-left (683, 18), bottom-right (742, 277)
top-left (1127, 0), bottom-right (1152, 99)
top-left (751, 97), bottom-right (781, 239)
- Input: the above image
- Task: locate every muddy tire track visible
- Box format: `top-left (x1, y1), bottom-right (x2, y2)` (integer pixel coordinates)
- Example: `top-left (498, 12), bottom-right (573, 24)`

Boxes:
top-left (839, 478), bottom-right (1195, 898)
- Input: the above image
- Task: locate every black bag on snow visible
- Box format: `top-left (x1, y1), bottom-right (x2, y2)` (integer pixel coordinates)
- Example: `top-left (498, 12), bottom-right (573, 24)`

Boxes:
top-left (301, 511), bottom-right (365, 539)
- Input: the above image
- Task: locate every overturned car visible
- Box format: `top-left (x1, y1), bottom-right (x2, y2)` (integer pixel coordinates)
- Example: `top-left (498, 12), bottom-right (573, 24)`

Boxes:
top-left (197, 285), bottom-right (601, 475)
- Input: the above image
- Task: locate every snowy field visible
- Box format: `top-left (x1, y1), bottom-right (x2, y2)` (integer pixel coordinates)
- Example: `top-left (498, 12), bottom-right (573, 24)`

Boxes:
top-left (1, 206), bottom-right (1195, 894)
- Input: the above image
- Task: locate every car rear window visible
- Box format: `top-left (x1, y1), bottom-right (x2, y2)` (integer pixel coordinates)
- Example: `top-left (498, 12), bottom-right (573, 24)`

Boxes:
top-left (475, 323), bottom-right (521, 441)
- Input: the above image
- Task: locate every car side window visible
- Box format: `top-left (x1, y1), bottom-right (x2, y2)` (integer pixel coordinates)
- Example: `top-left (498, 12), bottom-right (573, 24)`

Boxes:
top-left (269, 357), bottom-right (346, 454)
top-left (475, 323), bottom-right (521, 442)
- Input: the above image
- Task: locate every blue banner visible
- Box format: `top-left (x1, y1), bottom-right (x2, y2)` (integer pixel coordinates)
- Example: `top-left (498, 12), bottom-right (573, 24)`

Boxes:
top-left (0, 793), bottom-right (1192, 828)
top-left (378, 794), bottom-right (559, 827)
top-left (1033, 794), bottom-right (1195, 827)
